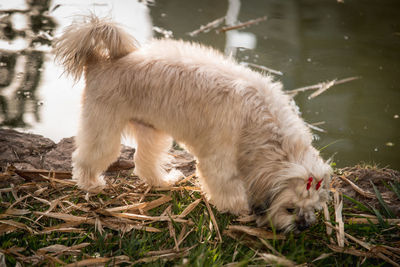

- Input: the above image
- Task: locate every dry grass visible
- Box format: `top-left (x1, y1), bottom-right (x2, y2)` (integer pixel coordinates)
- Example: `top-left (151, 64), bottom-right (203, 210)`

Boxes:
top-left (0, 163), bottom-right (399, 266)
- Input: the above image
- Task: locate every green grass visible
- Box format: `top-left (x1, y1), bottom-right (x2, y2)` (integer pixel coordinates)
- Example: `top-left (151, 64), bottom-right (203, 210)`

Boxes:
top-left (1, 168), bottom-right (399, 266)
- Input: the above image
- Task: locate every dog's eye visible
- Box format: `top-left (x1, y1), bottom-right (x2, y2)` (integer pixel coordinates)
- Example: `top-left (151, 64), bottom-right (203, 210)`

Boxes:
top-left (286, 208), bottom-right (295, 214)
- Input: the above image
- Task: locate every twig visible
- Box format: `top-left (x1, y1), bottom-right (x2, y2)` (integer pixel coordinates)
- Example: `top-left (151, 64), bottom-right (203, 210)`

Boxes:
top-left (188, 16), bottom-right (225, 37)
top-left (177, 227), bottom-right (195, 248)
top-left (323, 203), bottom-right (333, 236)
top-left (101, 211), bottom-right (193, 224)
top-left (153, 186), bottom-right (200, 192)
top-left (225, 225), bottom-right (285, 240)
top-left (34, 198), bottom-right (60, 223)
top-left (63, 257), bottom-right (128, 267)
top-left (333, 191), bottom-right (345, 247)
top-left (311, 121), bottom-right (326, 126)
top-left (337, 175), bottom-right (375, 199)
top-left (14, 169), bottom-right (72, 181)
top-left (105, 195), bottom-right (172, 213)
top-left (288, 76), bottom-right (360, 98)
top-left (178, 198), bottom-right (202, 218)
top-left (327, 244), bottom-right (368, 257)
top-left (258, 252), bottom-right (295, 267)
top-left (305, 122), bottom-right (326, 133)
top-left (166, 210), bottom-right (179, 251)
top-left (347, 217), bottom-right (400, 225)
top-left (176, 173), bottom-right (196, 185)
top-left (153, 26), bottom-right (173, 38)
top-left (308, 79), bottom-right (337, 99)
top-left (243, 62), bottom-right (283, 76)
top-left (202, 195), bottom-right (222, 242)
top-left (133, 245), bottom-right (196, 264)
top-left (145, 245), bottom-right (195, 256)
top-left (218, 16), bottom-right (267, 33)
top-left (0, 219), bottom-right (36, 234)
top-left (312, 253), bottom-right (334, 262)
top-left (258, 238), bottom-right (284, 257)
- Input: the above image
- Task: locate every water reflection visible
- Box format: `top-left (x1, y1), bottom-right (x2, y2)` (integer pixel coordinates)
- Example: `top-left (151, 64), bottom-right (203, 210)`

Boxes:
top-left (0, 0), bottom-right (399, 169)
top-left (0, 0), bottom-right (55, 128)
top-left (0, 0), bottom-right (153, 141)
top-left (224, 0), bottom-right (256, 56)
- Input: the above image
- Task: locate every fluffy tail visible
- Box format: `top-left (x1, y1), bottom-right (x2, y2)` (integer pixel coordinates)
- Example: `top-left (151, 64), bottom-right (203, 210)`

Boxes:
top-left (54, 16), bottom-right (138, 81)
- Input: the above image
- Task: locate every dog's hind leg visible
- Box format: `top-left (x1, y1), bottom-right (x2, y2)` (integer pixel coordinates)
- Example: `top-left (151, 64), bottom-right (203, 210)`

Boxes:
top-left (197, 152), bottom-right (250, 215)
top-left (72, 104), bottom-right (125, 193)
top-left (129, 122), bottom-right (184, 187)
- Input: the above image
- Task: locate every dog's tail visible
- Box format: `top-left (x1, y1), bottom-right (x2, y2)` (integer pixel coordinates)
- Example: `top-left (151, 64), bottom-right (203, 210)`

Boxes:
top-left (54, 15), bottom-right (138, 81)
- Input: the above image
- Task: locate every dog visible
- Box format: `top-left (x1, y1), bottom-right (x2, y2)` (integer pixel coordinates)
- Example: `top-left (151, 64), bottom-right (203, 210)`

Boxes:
top-left (54, 16), bottom-right (332, 232)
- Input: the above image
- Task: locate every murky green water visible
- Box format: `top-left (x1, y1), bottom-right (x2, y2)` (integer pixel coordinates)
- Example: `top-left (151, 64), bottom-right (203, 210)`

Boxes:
top-left (1, 0), bottom-right (399, 169)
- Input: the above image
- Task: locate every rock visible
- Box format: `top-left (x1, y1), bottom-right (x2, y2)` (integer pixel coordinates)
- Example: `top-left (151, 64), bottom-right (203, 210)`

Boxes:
top-left (0, 129), bottom-right (195, 179)
top-left (120, 145), bottom-right (136, 163)
top-left (168, 148), bottom-right (196, 176)
top-left (0, 129), bottom-right (139, 172)
top-left (43, 137), bottom-right (75, 171)
top-left (0, 129), bottom-right (55, 170)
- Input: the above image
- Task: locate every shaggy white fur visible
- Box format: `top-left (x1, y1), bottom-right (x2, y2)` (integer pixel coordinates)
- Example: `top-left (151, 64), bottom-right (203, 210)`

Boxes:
top-left (54, 16), bottom-right (332, 232)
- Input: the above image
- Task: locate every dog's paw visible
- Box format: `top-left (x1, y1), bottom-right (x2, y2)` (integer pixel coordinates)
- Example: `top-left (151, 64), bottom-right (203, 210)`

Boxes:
top-left (207, 192), bottom-right (250, 215)
top-left (164, 169), bottom-right (184, 185)
top-left (140, 169), bottom-right (184, 188)
top-left (76, 175), bottom-right (106, 193)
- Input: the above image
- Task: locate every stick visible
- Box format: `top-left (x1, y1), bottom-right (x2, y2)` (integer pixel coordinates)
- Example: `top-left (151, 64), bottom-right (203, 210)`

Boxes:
top-left (333, 191), bottom-right (345, 247)
top-left (337, 175), bottom-right (375, 199)
top-left (105, 195), bottom-right (172, 213)
top-left (305, 122), bottom-right (326, 133)
top-left (288, 76), bottom-right (360, 98)
top-left (166, 210), bottom-right (179, 251)
top-left (202, 195), bottom-right (222, 242)
top-left (14, 169), bottom-right (72, 181)
top-left (226, 225), bottom-right (285, 240)
top-left (218, 16), bottom-right (267, 33)
top-left (153, 26), bottom-right (173, 38)
top-left (347, 217), bottom-right (400, 225)
top-left (243, 62), bottom-right (283, 76)
top-left (323, 203), bottom-right (332, 236)
top-left (176, 173), bottom-right (196, 185)
top-left (178, 198), bottom-right (202, 218)
top-left (188, 17), bottom-right (225, 37)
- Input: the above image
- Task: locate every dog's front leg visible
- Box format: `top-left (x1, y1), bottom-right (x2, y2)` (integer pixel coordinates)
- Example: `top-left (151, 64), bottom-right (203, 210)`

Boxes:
top-left (72, 105), bottom-right (125, 193)
top-left (196, 153), bottom-right (250, 215)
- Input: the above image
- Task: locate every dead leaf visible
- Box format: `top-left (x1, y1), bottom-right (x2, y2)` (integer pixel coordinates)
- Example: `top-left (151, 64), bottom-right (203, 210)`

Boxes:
top-left (105, 195), bottom-right (172, 213)
top-left (178, 198), bottom-right (201, 218)
top-left (0, 220), bottom-right (35, 234)
top-left (225, 225), bottom-right (285, 240)
top-left (5, 208), bottom-right (31, 216)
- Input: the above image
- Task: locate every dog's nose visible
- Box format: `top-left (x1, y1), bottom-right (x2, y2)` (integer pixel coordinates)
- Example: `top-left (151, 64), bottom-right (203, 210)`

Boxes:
top-left (295, 217), bottom-right (311, 231)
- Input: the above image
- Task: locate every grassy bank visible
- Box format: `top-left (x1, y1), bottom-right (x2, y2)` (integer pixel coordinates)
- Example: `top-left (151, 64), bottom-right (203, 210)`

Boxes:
top-left (0, 164), bottom-right (399, 266)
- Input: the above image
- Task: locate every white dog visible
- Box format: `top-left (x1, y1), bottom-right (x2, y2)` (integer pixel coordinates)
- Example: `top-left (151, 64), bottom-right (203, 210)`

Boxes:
top-left (54, 16), bottom-right (331, 232)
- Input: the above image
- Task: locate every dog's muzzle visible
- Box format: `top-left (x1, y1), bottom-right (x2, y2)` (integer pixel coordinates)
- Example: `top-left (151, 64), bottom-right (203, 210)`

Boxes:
top-left (295, 212), bottom-right (316, 231)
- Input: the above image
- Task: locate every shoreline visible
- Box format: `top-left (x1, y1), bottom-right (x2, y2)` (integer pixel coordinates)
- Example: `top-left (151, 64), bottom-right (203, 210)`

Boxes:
top-left (1, 128), bottom-right (399, 216)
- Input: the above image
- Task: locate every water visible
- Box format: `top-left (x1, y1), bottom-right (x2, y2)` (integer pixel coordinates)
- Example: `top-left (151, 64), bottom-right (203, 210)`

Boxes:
top-left (0, 0), bottom-right (399, 169)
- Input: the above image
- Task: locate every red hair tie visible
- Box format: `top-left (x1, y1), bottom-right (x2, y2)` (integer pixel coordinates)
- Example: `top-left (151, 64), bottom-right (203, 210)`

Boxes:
top-left (306, 177), bottom-right (313, 190)
top-left (316, 180), bottom-right (322, 190)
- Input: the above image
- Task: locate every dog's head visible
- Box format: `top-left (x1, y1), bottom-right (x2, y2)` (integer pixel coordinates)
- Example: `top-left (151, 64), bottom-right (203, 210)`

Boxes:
top-left (251, 162), bottom-right (331, 233)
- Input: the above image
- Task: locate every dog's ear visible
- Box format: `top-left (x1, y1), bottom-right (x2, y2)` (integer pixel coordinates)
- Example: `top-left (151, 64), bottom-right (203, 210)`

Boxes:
top-left (252, 193), bottom-right (274, 215)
